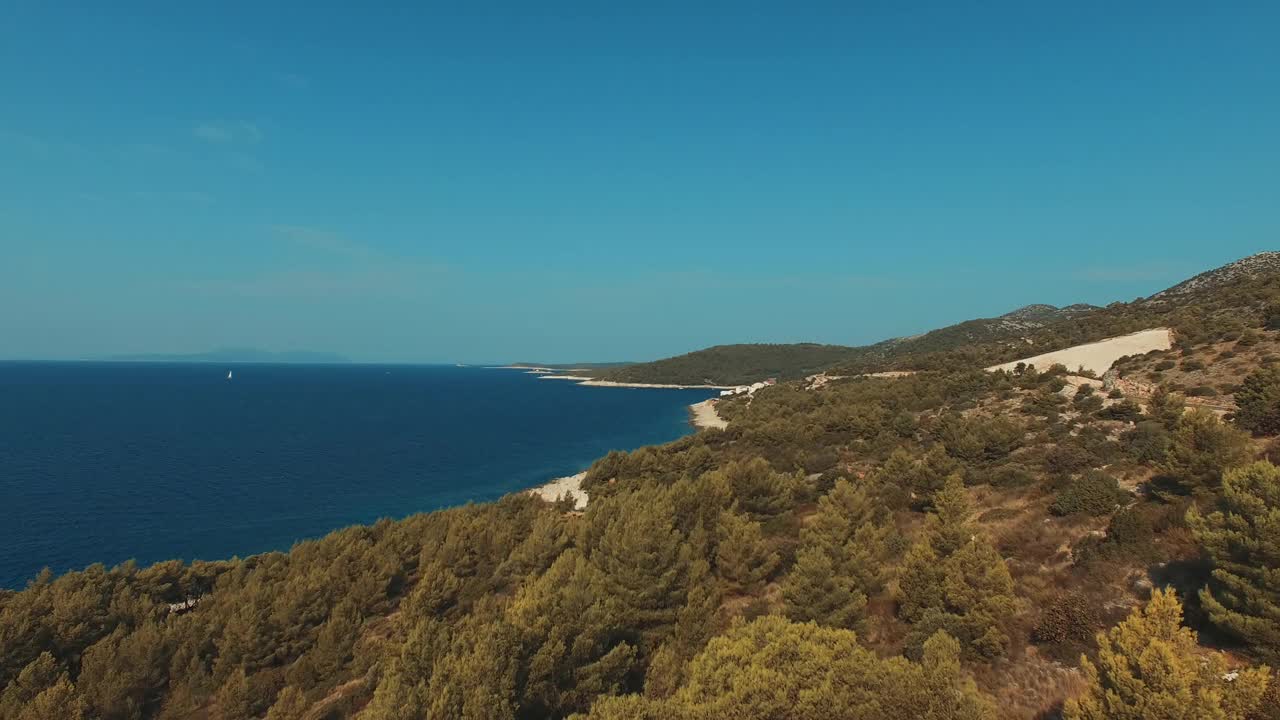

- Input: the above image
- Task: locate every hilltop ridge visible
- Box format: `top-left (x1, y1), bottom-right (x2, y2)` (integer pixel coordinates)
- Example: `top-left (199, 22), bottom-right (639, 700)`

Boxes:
top-left (596, 252), bottom-right (1280, 385)
top-left (1148, 251), bottom-right (1280, 300)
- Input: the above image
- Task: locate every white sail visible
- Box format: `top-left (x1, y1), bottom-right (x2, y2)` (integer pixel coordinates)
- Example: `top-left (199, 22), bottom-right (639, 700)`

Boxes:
top-left (227, 371), bottom-right (233, 380)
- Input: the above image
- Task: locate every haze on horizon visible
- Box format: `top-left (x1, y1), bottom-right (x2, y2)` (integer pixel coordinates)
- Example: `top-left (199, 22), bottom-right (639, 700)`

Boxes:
top-left (2, 2), bottom-right (1277, 364)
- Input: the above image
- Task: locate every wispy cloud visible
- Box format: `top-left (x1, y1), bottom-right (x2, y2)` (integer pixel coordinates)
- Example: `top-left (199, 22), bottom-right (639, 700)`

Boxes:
top-left (226, 151), bottom-right (264, 173)
top-left (272, 225), bottom-right (379, 260)
top-left (273, 72), bottom-right (308, 89)
top-left (185, 224), bottom-right (452, 300)
top-left (193, 121), bottom-right (263, 144)
top-left (129, 190), bottom-right (216, 205)
top-left (0, 128), bottom-right (84, 156)
top-left (188, 268), bottom-right (424, 299)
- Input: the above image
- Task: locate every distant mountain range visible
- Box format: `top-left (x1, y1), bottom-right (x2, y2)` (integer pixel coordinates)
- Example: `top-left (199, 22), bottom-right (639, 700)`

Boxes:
top-left (592, 251), bottom-right (1280, 385)
top-left (106, 348), bottom-right (351, 364)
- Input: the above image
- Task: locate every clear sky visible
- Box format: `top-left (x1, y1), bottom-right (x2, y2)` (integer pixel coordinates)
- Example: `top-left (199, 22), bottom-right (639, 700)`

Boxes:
top-left (2, 2), bottom-right (1277, 363)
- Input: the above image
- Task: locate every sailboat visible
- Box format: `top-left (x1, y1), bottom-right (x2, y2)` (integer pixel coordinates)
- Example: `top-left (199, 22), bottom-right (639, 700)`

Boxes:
top-left (226, 370), bottom-right (233, 381)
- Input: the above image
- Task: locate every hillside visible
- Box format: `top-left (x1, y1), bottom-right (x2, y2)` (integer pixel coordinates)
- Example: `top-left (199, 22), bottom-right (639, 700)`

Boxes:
top-left (1149, 250), bottom-right (1280, 301)
top-left (597, 252), bottom-right (1280, 385)
top-left (591, 343), bottom-right (862, 386)
top-left (3, 252), bottom-right (1280, 720)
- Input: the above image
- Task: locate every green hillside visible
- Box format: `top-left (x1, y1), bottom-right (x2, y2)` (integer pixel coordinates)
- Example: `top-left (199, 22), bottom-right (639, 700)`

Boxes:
top-left (591, 343), bottom-right (863, 386)
top-left (596, 252), bottom-right (1280, 384)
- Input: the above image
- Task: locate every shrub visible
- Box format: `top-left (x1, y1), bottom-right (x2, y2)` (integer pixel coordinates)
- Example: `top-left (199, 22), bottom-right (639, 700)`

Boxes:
top-left (1043, 444), bottom-right (1099, 476)
top-left (1074, 395), bottom-right (1104, 413)
top-left (1162, 409), bottom-right (1253, 493)
top-left (1097, 400), bottom-right (1143, 423)
top-left (1064, 589), bottom-right (1271, 719)
top-left (1155, 360), bottom-right (1176, 371)
top-left (1032, 593), bottom-right (1100, 644)
top-left (1105, 506), bottom-right (1156, 547)
top-left (990, 464), bottom-right (1036, 488)
top-left (1265, 304), bottom-right (1280, 331)
top-left (1185, 385), bottom-right (1218, 397)
top-left (1107, 389), bottom-right (1124, 399)
top-left (1050, 470), bottom-right (1127, 516)
top-left (1235, 365), bottom-right (1280, 436)
top-left (1122, 421), bottom-right (1171, 464)
top-left (1181, 359), bottom-right (1206, 371)
top-left (1187, 461), bottom-right (1280, 661)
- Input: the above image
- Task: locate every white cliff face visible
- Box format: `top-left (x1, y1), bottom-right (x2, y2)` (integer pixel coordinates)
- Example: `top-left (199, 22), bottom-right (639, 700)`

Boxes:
top-left (986, 328), bottom-right (1174, 377)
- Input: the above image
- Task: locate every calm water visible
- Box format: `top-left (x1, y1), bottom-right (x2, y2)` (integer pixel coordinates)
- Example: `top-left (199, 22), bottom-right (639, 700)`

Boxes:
top-left (0, 363), bottom-right (714, 589)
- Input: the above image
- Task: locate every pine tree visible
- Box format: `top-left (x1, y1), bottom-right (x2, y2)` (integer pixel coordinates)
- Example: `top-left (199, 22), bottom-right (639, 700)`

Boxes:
top-left (360, 658), bottom-right (424, 720)
top-left (713, 510), bottom-right (778, 594)
top-left (913, 446), bottom-right (963, 502)
top-left (76, 623), bottom-right (170, 720)
top-left (1064, 588), bottom-right (1270, 720)
top-left (897, 540), bottom-right (945, 623)
top-left (212, 668), bottom-right (252, 720)
top-left (507, 551), bottom-right (637, 717)
top-left (896, 474), bottom-right (1017, 659)
top-left (705, 458), bottom-right (795, 520)
top-left (873, 447), bottom-right (919, 508)
top-left (580, 616), bottom-right (996, 720)
top-left (1162, 409), bottom-right (1253, 494)
top-left (799, 479), bottom-right (891, 594)
top-left (590, 489), bottom-right (690, 632)
top-left (643, 556), bottom-right (722, 700)
top-left (287, 599), bottom-right (361, 689)
top-left (1235, 366), bottom-right (1280, 436)
top-left (781, 546), bottom-right (867, 630)
top-left (265, 687), bottom-right (309, 720)
top-left (421, 618), bottom-right (521, 720)
top-left (1147, 386), bottom-right (1187, 429)
top-left (935, 538), bottom-right (1018, 659)
top-left (0, 653), bottom-right (61, 718)
top-left (930, 473), bottom-right (973, 555)
top-left (1188, 461), bottom-right (1280, 660)
top-left (14, 675), bottom-right (87, 720)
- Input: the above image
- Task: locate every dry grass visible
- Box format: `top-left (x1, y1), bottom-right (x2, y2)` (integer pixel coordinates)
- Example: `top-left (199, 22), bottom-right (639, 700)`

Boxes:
top-left (975, 647), bottom-right (1088, 720)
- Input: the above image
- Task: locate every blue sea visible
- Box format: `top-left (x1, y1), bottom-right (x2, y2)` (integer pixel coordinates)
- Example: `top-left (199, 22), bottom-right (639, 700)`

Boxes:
top-left (0, 363), bottom-right (714, 589)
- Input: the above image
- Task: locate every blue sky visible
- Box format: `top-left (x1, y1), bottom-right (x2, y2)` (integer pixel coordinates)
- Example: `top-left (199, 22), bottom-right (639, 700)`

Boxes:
top-left (2, 2), bottom-right (1277, 363)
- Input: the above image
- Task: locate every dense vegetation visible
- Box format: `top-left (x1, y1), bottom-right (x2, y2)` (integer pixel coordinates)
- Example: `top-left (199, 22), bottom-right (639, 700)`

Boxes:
top-left (5, 254), bottom-right (1280, 719)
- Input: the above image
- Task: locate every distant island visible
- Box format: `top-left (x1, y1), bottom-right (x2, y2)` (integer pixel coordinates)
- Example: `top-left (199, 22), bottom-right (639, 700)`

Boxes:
top-left (105, 348), bottom-right (351, 364)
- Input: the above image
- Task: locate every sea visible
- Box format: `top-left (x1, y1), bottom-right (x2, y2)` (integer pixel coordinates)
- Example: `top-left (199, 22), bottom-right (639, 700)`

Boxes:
top-left (0, 363), bottom-right (715, 589)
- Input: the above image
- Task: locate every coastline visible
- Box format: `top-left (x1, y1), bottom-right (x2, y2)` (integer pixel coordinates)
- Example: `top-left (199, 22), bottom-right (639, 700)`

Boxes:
top-left (528, 471), bottom-right (588, 510)
top-left (689, 398), bottom-right (728, 430)
top-left (518, 368), bottom-right (726, 511)
top-left (526, 394), bottom-right (727, 513)
top-left (574, 379), bottom-right (735, 390)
